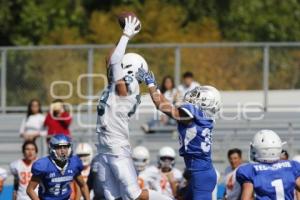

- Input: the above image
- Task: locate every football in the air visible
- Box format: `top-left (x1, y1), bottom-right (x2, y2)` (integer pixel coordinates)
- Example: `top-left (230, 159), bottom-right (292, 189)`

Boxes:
top-left (117, 12), bottom-right (141, 31)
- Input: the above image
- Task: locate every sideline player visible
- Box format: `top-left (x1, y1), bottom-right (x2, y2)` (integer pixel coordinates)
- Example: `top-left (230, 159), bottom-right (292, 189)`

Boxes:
top-left (71, 143), bottom-right (94, 200)
top-left (137, 68), bottom-right (221, 200)
top-left (236, 130), bottom-right (300, 200)
top-left (26, 134), bottom-right (90, 200)
top-left (133, 146), bottom-right (182, 199)
top-left (10, 141), bottom-right (38, 200)
top-left (95, 15), bottom-right (172, 200)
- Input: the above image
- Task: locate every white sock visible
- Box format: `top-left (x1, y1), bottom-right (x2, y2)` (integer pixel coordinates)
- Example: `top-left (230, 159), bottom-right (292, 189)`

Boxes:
top-left (148, 189), bottom-right (173, 200)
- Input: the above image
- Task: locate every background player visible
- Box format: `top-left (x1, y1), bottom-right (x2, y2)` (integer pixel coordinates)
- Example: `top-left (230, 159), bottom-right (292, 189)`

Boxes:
top-left (236, 129), bottom-right (300, 200)
top-left (137, 68), bottom-right (221, 200)
top-left (95, 14), bottom-right (172, 200)
top-left (141, 146), bottom-right (182, 199)
top-left (71, 143), bottom-right (93, 200)
top-left (132, 146), bottom-right (151, 189)
top-left (10, 141), bottom-right (38, 200)
top-left (26, 134), bottom-right (90, 200)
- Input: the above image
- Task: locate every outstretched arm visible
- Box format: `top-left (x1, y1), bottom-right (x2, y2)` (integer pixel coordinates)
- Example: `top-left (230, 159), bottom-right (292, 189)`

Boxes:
top-left (137, 68), bottom-right (193, 124)
top-left (107, 16), bottom-right (141, 96)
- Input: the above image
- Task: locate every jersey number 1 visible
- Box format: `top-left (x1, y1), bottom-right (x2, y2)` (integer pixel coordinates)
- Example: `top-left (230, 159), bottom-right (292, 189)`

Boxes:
top-left (271, 179), bottom-right (284, 200)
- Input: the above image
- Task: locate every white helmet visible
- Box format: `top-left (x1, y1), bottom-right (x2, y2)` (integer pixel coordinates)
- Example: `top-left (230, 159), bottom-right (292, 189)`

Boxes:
top-left (75, 143), bottom-right (93, 166)
top-left (184, 85), bottom-right (221, 116)
top-left (121, 53), bottom-right (148, 80)
top-left (132, 146), bottom-right (150, 172)
top-left (158, 146), bottom-right (176, 169)
top-left (250, 130), bottom-right (286, 163)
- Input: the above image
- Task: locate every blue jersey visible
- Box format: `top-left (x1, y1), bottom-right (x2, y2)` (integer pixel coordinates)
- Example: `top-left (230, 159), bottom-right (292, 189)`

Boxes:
top-left (236, 160), bottom-right (300, 200)
top-left (32, 155), bottom-right (83, 200)
top-left (177, 103), bottom-right (214, 169)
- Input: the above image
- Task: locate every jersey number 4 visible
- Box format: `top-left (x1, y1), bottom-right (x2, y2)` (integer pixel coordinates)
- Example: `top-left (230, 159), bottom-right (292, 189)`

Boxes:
top-left (271, 179), bottom-right (284, 200)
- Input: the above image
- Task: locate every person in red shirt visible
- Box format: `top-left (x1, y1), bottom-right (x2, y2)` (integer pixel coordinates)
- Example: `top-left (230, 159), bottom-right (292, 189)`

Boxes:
top-left (44, 99), bottom-right (72, 142)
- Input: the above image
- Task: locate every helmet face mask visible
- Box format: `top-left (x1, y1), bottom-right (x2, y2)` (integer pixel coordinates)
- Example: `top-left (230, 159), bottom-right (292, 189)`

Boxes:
top-left (250, 130), bottom-right (285, 163)
top-left (158, 147), bottom-right (176, 170)
top-left (49, 135), bottom-right (72, 163)
top-left (132, 146), bottom-right (150, 173)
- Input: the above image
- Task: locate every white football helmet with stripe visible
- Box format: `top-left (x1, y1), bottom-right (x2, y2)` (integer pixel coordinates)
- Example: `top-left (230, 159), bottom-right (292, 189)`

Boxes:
top-left (250, 130), bottom-right (286, 163)
top-left (184, 85), bottom-right (221, 116)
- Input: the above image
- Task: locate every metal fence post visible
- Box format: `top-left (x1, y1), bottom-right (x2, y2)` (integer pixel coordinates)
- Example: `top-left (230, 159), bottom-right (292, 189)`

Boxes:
top-left (87, 48), bottom-right (94, 135)
top-left (174, 47), bottom-right (181, 86)
top-left (263, 46), bottom-right (270, 112)
top-left (1, 50), bottom-right (7, 114)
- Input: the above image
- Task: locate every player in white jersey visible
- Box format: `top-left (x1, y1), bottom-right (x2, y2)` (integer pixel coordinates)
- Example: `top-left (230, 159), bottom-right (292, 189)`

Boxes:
top-left (139, 147), bottom-right (182, 199)
top-left (132, 146), bottom-right (151, 189)
top-left (10, 141), bottom-right (38, 200)
top-left (95, 15), bottom-right (172, 200)
top-left (71, 143), bottom-right (94, 200)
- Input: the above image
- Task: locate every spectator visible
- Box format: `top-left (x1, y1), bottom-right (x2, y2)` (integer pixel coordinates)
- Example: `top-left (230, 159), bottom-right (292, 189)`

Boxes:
top-left (20, 99), bottom-right (45, 142)
top-left (44, 99), bottom-right (72, 142)
top-left (223, 148), bottom-right (243, 200)
top-left (141, 75), bottom-right (177, 133)
top-left (176, 71), bottom-right (200, 102)
top-left (10, 141), bottom-right (38, 200)
top-left (0, 167), bottom-right (7, 193)
top-left (280, 149), bottom-right (289, 160)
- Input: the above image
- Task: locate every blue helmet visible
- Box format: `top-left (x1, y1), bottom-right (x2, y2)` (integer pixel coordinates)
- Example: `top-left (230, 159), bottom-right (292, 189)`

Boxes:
top-left (49, 134), bottom-right (72, 162)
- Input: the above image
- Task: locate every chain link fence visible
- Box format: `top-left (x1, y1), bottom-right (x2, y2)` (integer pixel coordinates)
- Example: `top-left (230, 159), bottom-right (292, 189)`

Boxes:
top-left (1, 43), bottom-right (300, 112)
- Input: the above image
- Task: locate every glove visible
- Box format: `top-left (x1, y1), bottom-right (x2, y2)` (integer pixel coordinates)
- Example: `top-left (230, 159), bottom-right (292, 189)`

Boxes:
top-left (136, 67), bottom-right (156, 87)
top-left (123, 16), bottom-right (141, 38)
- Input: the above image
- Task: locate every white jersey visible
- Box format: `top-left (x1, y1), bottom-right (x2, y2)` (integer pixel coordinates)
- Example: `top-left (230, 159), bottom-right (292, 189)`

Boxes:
top-left (10, 159), bottom-right (37, 200)
top-left (224, 168), bottom-right (241, 200)
top-left (139, 165), bottom-right (182, 198)
top-left (96, 80), bottom-right (140, 155)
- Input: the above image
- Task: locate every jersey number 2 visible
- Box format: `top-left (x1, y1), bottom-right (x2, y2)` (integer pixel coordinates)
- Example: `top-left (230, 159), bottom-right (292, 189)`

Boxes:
top-left (271, 179), bottom-right (284, 200)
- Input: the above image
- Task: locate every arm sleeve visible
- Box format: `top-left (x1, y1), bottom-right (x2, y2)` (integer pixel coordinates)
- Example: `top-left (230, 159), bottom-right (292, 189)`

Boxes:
top-left (178, 104), bottom-right (196, 119)
top-left (31, 160), bottom-right (44, 178)
top-left (292, 161), bottom-right (300, 178)
top-left (109, 35), bottom-right (129, 81)
top-left (74, 156), bottom-right (84, 176)
top-left (236, 165), bottom-right (253, 185)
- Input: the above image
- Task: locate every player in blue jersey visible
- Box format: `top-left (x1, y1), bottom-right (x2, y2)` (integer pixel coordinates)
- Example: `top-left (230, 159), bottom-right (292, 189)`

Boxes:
top-left (236, 129), bottom-right (300, 200)
top-left (26, 135), bottom-right (90, 200)
top-left (137, 68), bottom-right (221, 200)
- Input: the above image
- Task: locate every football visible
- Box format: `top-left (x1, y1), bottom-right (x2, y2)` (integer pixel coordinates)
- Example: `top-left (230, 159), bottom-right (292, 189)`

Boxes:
top-left (117, 12), bottom-right (141, 31)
